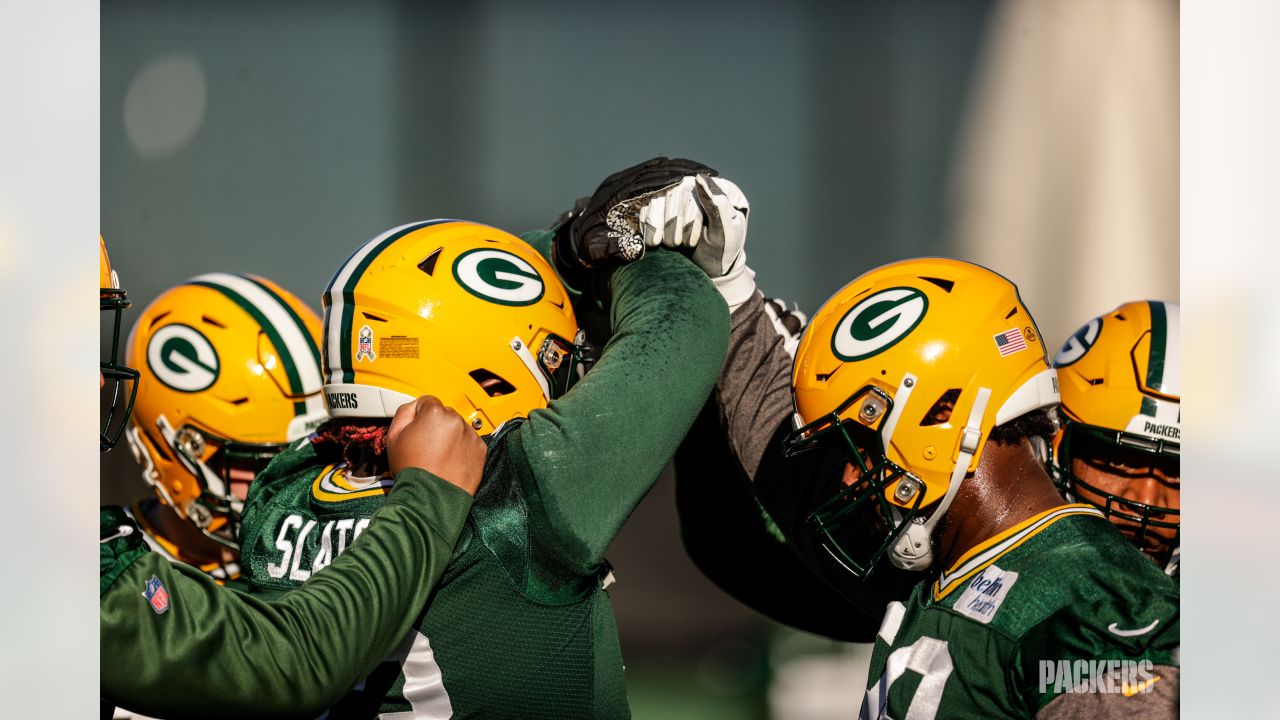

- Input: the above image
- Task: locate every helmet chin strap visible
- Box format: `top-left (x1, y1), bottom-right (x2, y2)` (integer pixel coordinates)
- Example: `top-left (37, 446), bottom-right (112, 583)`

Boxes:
top-left (509, 335), bottom-right (552, 402)
top-left (889, 386), bottom-right (991, 572)
top-left (156, 415), bottom-right (244, 527)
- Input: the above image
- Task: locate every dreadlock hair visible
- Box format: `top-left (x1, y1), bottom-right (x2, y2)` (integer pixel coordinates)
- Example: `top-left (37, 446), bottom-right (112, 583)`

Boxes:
top-left (312, 417), bottom-right (392, 475)
top-left (986, 407), bottom-right (1059, 447)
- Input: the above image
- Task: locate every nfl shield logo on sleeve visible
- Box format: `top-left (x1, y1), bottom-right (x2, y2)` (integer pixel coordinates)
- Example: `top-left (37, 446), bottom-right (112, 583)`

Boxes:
top-left (142, 575), bottom-right (171, 615)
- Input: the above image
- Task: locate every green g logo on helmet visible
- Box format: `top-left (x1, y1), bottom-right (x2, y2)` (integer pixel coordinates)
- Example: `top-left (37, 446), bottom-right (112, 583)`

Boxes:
top-left (452, 248), bottom-right (545, 307)
top-left (1053, 317), bottom-right (1102, 367)
top-left (147, 324), bottom-right (221, 392)
top-left (831, 287), bottom-right (929, 362)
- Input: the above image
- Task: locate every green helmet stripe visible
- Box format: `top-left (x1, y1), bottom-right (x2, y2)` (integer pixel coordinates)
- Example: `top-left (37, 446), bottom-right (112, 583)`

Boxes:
top-left (1145, 300), bottom-right (1168, 393)
top-left (242, 274), bottom-right (322, 375)
top-left (189, 275), bottom-right (308, 416)
top-left (1140, 395), bottom-right (1159, 418)
top-left (323, 220), bottom-right (450, 384)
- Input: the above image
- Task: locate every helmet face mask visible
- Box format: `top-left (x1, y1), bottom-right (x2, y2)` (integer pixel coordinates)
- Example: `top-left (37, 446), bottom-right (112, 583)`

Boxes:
top-left (166, 423), bottom-right (286, 547)
top-left (535, 330), bottom-right (593, 400)
top-left (1052, 421), bottom-right (1179, 565)
top-left (101, 240), bottom-right (139, 452)
top-left (786, 385), bottom-right (928, 577)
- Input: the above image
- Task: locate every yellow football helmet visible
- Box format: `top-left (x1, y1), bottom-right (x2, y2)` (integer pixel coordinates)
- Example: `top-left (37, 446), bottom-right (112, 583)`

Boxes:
top-left (321, 220), bottom-right (585, 433)
top-left (783, 258), bottom-right (1059, 576)
top-left (1051, 300), bottom-right (1179, 569)
top-left (124, 273), bottom-right (327, 547)
top-left (101, 236), bottom-right (139, 451)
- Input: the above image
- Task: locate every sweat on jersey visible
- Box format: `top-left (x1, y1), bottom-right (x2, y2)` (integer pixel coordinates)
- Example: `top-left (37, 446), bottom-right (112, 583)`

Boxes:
top-left (237, 246), bottom-right (730, 719)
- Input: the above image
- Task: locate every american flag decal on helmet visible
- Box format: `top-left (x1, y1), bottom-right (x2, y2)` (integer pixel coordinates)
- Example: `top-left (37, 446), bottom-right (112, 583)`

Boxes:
top-left (993, 328), bottom-right (1027, 357)
top-left (142, 575), bottom-right (171, 614)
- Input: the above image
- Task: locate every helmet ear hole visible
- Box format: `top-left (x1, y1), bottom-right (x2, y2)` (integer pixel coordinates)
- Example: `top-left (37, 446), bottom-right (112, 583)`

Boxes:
top-left (469, 369), bottom-right (516, 397)
top-left (141, 426), bottom-right (173, 462)
top-left (418, 247), bottom-right (443, 276)
top-left (919, 389), bottom-right (961, 427)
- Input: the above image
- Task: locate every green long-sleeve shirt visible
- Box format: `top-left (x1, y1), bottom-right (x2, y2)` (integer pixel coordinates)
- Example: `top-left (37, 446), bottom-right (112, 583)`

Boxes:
top-left (237, 246), bottom-right (729, 718)
top-left (100, 467), bottom-right (473, 720)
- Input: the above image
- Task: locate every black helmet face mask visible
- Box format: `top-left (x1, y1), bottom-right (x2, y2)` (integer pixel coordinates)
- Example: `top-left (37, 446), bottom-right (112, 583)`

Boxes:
top-left (1053, 422), bottom-right (1180, 570)
top-left (779, 386), bottom-right (928, 580)
top-left (101, 286), bottom-right (139, 451)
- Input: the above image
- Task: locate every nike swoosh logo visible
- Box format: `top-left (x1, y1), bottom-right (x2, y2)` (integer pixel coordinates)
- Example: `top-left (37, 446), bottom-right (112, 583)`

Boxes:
top-left (1122, 675), bottom-right (1161, 697)
top-left (1107, 619), bottom-right (1160, 637)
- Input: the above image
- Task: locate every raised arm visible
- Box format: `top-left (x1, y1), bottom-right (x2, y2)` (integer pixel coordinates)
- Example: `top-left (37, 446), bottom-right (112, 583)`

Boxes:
top-left (102, 396), bottom-right (482, 720)
top-left (510, 247), bottom-right (729, 574)
top-left (675, 397), bottom-right (885, 642)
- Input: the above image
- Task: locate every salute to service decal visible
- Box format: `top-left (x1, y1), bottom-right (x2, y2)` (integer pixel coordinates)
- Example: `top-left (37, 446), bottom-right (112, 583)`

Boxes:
top-left (355, 325), bottom-right (376, 362)
top-left (830, 287), bottom-right (928, 361)
top-left (452, 248), bottom-right (545, 306)
top-left (147, 324), bottom-right (220, 392)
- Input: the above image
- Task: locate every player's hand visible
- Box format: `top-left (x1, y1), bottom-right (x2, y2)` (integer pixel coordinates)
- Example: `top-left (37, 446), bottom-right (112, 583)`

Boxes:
top-left (553, 157), bottom-right (717, 282)
top-left (638, 176), bottom-right (704, 250)
top-left (763, 297), bottom-right (809, 358)
top-left (640, 172), bottom-right (755, 312)
top-left (386, 395), bottom-right (486, 496)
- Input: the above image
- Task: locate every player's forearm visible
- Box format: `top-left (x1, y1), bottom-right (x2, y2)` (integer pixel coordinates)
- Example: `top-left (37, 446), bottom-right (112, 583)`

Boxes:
top-left (517, 250), bottom-right (729, 573)
top-left (675, 401), bottom-right (881, 642)
top-left (101, 468), bottom-right (472, 719)
top-left (714, 291), bottom-right (798, 478)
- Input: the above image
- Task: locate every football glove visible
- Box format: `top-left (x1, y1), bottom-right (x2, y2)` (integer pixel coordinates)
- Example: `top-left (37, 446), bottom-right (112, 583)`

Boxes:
top-left (639, 172), bottom-right (755, 312)
top-left (553, 157), bottom-right (717, 283)
top-left (763, 297), bottom-right (808, 358)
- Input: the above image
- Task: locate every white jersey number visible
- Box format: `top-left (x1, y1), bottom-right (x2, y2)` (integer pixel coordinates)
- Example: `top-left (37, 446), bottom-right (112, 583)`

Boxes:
top-left (861, 635), bottom-right (954, 720)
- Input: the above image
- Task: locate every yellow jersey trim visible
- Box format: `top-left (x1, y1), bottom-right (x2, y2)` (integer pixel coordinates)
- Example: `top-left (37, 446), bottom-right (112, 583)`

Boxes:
top-left (311, 463), bottom-right (395, 503)
top-left (933, 504), bottom-right (1103, 600)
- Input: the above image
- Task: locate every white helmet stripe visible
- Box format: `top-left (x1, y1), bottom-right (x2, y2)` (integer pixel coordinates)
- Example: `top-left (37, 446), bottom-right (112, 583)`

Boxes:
top-left (189, 273), bottom-right (323, 395)
top-left (1156, 302), bottom-right (1180, 397)
top-left (323, 220), bottom-right (444, 384)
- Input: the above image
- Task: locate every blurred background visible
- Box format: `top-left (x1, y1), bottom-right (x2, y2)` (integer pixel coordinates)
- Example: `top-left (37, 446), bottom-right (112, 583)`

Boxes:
top-left (101, 0), bottom-right (1178, 717)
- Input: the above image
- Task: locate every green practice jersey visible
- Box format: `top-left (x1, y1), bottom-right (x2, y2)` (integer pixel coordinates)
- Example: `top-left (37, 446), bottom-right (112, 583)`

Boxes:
top-left (861, 504), bottom-right (1180, 719)
top-left (100, 465), bottom-right (473, 720)
top-left (238, 248), bottom-right (729, 718)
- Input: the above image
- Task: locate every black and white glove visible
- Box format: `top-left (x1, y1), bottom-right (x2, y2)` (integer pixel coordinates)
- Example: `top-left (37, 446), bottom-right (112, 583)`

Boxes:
top-left (553, 157), bottom-right (717, 284)
top-left (640, 173), bottom-right (755, 312)
top-left (762, 297), bottom-right (809, 358)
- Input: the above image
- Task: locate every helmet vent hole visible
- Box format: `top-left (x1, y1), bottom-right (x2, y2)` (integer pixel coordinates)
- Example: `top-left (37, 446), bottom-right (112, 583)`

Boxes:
top-left (228, 397), bottom-right (250, 406)
top-left (918, 276), bottom-right (954, 292)
top-left (145, 428), bottom-right (173, 462)
top-left (361, 312), bottom-right (387, 323)
top-left (920, 389), bottom-right (961, 427)
top-left (1087, 377), bottom-right (1105, 386)
top-left (469, 369), bottom-right (516, 398)
top-left (1005, 307), bottom-right (1019, 319)
top-left (201, 315), bottom-right (226, 329)
top-left (418, 248), bottom-right (443, 276)
top-left (148, 311), bottom-right (173, 329)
